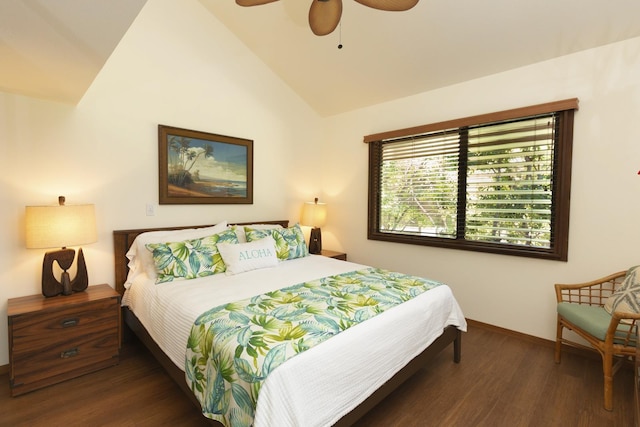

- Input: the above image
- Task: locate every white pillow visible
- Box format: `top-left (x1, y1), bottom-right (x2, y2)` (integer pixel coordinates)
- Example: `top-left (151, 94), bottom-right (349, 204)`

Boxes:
top-left (231, 223), bottom-right (283, 243)
top-left (217, 236), bottom-right (279, 275)
top-left (125, 221), bottom-right (228, 285)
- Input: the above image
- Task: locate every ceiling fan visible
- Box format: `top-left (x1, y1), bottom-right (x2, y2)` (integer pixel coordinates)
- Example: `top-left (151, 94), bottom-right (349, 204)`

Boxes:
top-left (236, 0), bottom-right (419, 36)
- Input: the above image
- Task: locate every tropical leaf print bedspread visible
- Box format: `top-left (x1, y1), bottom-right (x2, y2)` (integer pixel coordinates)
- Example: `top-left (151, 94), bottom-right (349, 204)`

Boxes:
top-left (185, 267), bottom-right (443, 427)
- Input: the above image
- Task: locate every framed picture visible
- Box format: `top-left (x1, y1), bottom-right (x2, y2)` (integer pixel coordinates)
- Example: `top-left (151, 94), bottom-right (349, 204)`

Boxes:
top-left (158, 125), bottom-right (253, 204)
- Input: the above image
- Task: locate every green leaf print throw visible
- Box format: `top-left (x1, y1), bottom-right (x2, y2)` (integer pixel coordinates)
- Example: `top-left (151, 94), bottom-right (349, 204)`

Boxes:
top-left (185, 267), bottom-right (443, 427)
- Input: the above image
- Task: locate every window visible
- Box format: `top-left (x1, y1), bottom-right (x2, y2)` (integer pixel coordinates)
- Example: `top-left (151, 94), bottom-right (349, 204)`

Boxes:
top-left (366, 99), bottom-right (578, 260)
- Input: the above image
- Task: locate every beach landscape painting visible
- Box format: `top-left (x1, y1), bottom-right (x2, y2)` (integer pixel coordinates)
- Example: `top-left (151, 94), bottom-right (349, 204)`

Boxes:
top-left (158, 125), bottom-right (253, 204)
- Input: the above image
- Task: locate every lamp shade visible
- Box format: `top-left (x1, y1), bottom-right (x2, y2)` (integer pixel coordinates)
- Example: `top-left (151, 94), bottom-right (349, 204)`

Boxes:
top-left (301, 199), bottom-right (327, 228)
top-left (25, 204), bottom-right (97, 249)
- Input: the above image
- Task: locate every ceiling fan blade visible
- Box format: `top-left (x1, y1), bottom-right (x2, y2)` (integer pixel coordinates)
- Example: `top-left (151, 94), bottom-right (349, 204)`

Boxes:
top-left (309, 0), bottom-right (343, 36)
top-left (353, 0), bottom-right (419, 11)
top-left (236, 0), bottom-right (279, 6)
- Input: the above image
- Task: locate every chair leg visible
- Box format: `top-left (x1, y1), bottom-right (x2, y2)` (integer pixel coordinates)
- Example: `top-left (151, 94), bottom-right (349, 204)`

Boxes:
top-left (555, 317), bottom-right (563, 364)
top-left (602, 351), bottom-right (614, 411)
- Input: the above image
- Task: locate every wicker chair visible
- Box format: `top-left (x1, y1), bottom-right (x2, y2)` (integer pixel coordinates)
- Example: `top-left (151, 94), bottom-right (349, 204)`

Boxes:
top-left (555, 270), bottom-right (640, 411)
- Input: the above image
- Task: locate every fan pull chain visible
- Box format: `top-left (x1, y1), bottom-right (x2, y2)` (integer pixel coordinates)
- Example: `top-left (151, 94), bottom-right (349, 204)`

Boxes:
top-left (338, 21), bottom-right (343, 49)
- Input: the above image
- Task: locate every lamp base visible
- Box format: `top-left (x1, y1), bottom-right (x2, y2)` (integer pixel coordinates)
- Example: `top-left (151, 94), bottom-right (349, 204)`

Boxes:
top-left (42, 248), bottom-right (89, 297)
top-left (309, 227), bottom-right (323, 255)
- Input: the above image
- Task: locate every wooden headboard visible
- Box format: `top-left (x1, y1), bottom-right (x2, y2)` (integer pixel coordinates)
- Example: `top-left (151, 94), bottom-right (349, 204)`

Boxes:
top-left (113, 220), bottom-right (289, 295)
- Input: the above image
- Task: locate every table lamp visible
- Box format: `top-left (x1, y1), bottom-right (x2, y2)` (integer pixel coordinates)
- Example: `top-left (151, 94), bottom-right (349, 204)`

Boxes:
top-left (25, 196), bottom-right (97, 297)
top-left (301, 197), bottom-right (327, 254)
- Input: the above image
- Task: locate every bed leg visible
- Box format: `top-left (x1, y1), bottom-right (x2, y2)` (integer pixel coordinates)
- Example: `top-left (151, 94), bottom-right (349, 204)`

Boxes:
top-left (453, 329), bottom-right (462, 363)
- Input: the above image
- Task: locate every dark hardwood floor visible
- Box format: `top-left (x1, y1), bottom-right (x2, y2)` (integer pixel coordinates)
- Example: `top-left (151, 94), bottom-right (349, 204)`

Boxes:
top-left (1, 323), bottom-right (635, 426)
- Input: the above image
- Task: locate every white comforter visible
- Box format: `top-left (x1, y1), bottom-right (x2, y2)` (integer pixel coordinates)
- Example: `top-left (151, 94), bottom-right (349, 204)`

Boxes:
top-left (122, 255), bottom-right (466, 427)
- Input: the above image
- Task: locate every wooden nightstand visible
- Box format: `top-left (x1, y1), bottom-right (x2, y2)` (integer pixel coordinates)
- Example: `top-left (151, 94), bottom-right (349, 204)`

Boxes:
top-left (8, 284), bottom-right (121, 396)
top-left (320, 249), bottom-right (347, 261)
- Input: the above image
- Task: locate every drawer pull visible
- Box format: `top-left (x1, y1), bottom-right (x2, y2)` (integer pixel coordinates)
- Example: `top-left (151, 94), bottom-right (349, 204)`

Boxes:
top-left (61, 318), bottom-right (79, 328)
top-left (60, 348), bottom-right (79, 359)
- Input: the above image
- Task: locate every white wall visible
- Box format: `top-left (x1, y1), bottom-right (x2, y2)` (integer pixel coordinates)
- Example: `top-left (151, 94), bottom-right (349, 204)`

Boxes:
top-left (2, 0), bottom-right (639, 368)
top-left (323, 36), bottom-right (640, 341)
top-left (0, 0), bottom-right (324, 366)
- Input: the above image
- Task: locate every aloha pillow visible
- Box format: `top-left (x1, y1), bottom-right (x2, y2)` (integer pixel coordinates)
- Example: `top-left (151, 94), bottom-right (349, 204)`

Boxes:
top-left (145, 228), bottom-right (238, 283)
top-left (245, 223), bottom-right (308, 260)
top-left (217, 236), bottom-right (279, 275)
top-left (604, 266), bottom-right (640, 316)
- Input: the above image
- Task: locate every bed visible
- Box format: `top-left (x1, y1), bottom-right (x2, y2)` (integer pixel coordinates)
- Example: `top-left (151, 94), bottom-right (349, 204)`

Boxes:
top-left (113, 220), bottom-right (466, 426)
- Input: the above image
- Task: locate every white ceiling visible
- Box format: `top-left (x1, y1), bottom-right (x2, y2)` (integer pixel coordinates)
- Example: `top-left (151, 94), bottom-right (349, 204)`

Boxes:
top-left (2, 0), bottom-right (640, 116)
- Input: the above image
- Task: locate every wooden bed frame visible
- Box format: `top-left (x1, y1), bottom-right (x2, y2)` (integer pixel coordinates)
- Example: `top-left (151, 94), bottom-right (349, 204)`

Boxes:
top-left (113, 220), bottom-right (462, 426)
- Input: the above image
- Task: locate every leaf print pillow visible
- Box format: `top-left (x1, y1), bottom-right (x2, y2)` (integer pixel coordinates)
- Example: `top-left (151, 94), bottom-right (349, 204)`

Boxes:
top-left (245, 223), bottom-right (309, 261)
top-left (146, 228), bottom-right (238, 283)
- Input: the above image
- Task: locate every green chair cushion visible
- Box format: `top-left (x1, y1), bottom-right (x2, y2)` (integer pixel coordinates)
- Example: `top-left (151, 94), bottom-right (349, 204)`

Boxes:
top-left (558, 302), bottom-right (636, 345)
top-left (558, 303), bottom-right (612, 341)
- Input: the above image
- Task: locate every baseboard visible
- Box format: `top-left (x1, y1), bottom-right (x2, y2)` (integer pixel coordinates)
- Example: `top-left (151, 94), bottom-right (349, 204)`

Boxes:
top-left (466, 318), bottom-right (602, 361)
top-left (467, 319), bottom-right (554, 347)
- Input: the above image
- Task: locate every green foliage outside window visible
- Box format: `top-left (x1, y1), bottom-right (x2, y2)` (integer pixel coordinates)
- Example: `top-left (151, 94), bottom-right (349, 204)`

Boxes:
top-left (368, 101), bottom-right (576, 260)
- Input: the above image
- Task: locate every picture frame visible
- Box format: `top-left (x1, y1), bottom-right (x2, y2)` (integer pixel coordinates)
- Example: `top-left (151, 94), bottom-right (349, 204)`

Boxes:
top-left (158, 125), bottom-right (253, 204)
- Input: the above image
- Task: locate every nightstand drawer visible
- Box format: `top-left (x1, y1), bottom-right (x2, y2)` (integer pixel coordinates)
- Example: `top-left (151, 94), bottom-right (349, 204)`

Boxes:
top-left (11, 329), bottom-right (118, 388)
top-left (11, 299), bottom-right (117, 354)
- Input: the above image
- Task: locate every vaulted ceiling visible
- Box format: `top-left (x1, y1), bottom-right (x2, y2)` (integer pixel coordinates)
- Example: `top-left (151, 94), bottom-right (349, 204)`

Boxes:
top-left (0, 0), bottom-right (146, 104)
top-left (2, 0), bottom-right (640, 116)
